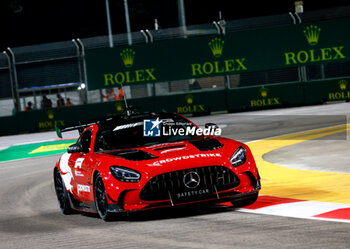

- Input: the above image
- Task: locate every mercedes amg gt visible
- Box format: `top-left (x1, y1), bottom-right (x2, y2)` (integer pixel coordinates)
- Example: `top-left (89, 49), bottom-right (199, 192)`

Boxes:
top-left (54, 112), bottom-right (260, 220)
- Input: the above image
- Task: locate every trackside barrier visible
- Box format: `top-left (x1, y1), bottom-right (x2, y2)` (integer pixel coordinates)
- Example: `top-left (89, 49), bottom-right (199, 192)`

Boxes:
top-left (0, 78), bottom-right (349, 136)
top-left (227, 82), bottom-right (305, 112)
top-left (86, 17), bottom-right (350, 90)
top-left (303, 78), bottom-right (350, 104)
top-left (154, 90), bottom-right (227, 115)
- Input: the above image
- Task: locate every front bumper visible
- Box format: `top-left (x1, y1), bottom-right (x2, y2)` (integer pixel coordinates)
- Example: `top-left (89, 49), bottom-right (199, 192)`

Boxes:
top-left (105, 167), bottom-right (261, 213)
top-left (107, 188), bottom-right (260, 213)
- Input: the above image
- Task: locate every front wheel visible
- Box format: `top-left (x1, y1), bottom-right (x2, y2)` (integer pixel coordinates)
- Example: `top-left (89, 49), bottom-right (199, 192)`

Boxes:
top-left (94, 173), bottom-right (114, 221)
top-left (54, 169), bottom-right (73, 214)
top-left (230, 193), bottom-right (258, 208)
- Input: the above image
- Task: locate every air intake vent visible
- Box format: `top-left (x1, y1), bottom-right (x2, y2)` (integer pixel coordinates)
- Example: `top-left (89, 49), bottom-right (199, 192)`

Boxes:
top-left (107, 149), bottom-right (157, 161)
top-left (153, 144), bottom-right (185, 151)
top-left (189, 138), bottom-right (223, 151)
top-left (140, 166), bottom-right (239, 202)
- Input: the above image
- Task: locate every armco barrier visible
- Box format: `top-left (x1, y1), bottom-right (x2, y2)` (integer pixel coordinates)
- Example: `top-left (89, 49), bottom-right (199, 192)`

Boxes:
top-left (1, 78), bottom-right (349, 136)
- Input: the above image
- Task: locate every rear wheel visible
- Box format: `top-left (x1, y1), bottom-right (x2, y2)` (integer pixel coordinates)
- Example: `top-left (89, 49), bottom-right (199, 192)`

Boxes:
top-left (231, 193), bottom-right (258, 208)
top-left (94, 173), bottom-right (114, 221)
top-left (54, 169), bottom-right (73, 214)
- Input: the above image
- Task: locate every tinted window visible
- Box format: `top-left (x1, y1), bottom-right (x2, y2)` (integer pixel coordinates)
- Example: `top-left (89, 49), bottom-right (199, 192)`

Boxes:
top-left (78, 130), bottom-right (92, 153)
top-left (96, 115), bottom-right (200, 151)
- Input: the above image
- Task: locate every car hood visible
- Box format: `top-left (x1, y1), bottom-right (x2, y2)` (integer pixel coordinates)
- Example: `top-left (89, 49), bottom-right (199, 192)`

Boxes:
top-left (102, 137), bottom-right (240, 170)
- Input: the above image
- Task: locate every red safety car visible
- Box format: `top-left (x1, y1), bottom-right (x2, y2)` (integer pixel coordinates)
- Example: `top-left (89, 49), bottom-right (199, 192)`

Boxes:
top-left (54, 112), bottom-right (260, 220)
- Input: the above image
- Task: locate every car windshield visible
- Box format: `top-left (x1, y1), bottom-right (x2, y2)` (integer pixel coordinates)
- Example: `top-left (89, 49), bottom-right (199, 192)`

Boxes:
top-left (95, 115), bottom-right (201, 151)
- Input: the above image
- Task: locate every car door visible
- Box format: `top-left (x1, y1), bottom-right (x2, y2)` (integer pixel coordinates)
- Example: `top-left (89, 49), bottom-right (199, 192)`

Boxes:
top-left (70, 129), bottom-right (94, 203)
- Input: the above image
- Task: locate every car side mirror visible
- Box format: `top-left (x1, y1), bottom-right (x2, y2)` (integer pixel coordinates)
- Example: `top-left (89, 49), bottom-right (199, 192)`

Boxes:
top-left (205, 123), bottom-right (219, 130)
top-left (67, 143), bottom-right (83, 153)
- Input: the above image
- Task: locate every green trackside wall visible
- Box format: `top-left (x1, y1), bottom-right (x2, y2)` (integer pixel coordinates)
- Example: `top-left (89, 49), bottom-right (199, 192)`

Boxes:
top-left (0, 98), bottom-right (155, 135)
top-left (85, 17), bottom-right (350, 90)
top-left (1, 78), bottom-right (349, 136)
top-left (2, 17), bottom-right (350, 136)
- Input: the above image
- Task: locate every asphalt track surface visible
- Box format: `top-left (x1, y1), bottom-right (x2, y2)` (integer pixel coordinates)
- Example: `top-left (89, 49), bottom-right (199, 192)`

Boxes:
top-left (1, 102), bottom-right (350, 249)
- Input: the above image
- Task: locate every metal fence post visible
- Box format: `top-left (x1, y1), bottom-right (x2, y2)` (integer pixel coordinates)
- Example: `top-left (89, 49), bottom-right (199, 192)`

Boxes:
top-left (288, 12), bottom-right (296, 24)
top-left (177, 0), bottom-right (187, 36)
top-left (145, 30), bottom-right (153, 43)
top-left (140, 30), bottom-right (149, 43)
top-left (225, 75), bottom-right (231, 89)
top-left (3, 51), bottom-right (16, 113)
top-left (124, 0), bottom-right (132, 46)
top-left (321, 64), bottom-right (325, 79)
top-left (76, 39), bottom-right (88, 104)
top-left (294, 12), bottom-right (302, 24)
top-left (294, 12), bottom-right (307, 81)
top-left (6, 48), bottom-right (21, 112)
top-left (72, 39), bottom-right (83, 85)
top-left (105, 0), bottom-right (114, 48)
top-left (289, 12), bottom-right (307, 82)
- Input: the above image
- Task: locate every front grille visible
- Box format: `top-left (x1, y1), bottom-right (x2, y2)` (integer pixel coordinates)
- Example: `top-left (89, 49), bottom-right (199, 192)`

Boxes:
top-left (140, 166), bottom-right (239, 201)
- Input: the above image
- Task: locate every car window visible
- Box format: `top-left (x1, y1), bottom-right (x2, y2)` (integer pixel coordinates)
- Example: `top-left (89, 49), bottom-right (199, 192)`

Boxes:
top-left (94, 131), bottom-right (105, 152)
top-left (78, 130), bottom-right (92, 153)
top-left (97, 115), bottom-right (201, 151)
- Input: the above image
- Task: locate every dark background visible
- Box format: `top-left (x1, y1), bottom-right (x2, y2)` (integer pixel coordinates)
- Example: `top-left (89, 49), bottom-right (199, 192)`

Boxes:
top-left (0, 0), bottom-right (349, 50)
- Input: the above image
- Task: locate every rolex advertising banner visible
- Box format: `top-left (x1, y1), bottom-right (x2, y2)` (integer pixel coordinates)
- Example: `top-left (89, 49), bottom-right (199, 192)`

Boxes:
top-left (154, 90), bottom-right (227, 115)
top-left (303, 78), bottom-right (350, 104)
top-left (227, 82), bottom-right (305, 111)
top-left (2, 78), bottom-right (349, 136)
top-left (86, 17), bottom-right (350, 90)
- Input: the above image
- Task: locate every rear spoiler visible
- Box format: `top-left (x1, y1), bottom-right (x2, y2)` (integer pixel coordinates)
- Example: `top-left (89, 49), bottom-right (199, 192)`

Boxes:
top-left (54, 122), bottom-right (96, 138)
top-left (54, 106), bottom-right (142, 138)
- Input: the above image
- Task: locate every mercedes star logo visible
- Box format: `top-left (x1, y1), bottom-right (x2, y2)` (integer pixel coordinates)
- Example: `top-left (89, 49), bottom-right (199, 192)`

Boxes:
top-left (183, 171), bottom-right (200, 189)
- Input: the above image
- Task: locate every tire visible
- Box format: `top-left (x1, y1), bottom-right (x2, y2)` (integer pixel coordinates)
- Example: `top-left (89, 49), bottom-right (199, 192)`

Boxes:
top-left (231, 193), bottom-right (258, 208)
top-left (94, 173), bottom-right (114, 221)
top-left (54, 169), bottom-right (73, 215)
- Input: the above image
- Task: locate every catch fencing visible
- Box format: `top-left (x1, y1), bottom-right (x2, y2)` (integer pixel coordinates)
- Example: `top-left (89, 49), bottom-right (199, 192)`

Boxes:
top-left (1, 5), bottom-right (350, 117)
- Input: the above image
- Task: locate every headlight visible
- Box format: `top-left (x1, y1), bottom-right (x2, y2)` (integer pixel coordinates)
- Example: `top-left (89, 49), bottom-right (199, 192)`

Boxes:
top-left (230, 146), bottom-right (246, 167)
top-left (110, 166), bottom-right (141, 182)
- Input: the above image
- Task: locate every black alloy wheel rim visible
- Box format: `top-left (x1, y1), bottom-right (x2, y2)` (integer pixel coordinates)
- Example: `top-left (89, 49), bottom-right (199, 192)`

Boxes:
top-left (95, 176), bottom-right (108, 218)
top-left (55, 170), bottom-right (66, 210)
